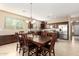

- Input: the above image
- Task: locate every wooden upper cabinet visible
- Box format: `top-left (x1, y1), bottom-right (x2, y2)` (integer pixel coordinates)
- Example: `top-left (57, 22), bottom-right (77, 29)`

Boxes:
top-left (40, 21), bottom-right (47, 29)
top-left (28, 21), bottom-right (33, 29)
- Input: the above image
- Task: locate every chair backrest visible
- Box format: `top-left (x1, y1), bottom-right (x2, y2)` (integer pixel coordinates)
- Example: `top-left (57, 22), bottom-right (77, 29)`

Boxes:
top-left (19, 33), bottom-right (27, 45)
top-left (42, 31), bottom-right (48, 37)
top-left (50, 33), bottom-right (57, 49)
top-left (21, 33), bottom-right (29, 46)
top-left (15, 32), bottom-right (28, 47)
top-left (15, 32), bottom-right (19, 42)
top-left (36, 31), bottom-right (41, 35)
top-left (16, 33), bottom-right (25, 46)
top-left (20, 33), bottom-right (31, 47)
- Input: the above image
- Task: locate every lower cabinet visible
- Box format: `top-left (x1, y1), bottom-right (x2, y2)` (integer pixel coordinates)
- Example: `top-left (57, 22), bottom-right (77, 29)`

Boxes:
top-left (0, 35), bottom-right (16, 46)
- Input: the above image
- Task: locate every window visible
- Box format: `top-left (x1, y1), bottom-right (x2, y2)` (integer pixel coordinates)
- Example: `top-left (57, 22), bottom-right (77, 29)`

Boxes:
top-left (4, 16), bottom-right (24, 29)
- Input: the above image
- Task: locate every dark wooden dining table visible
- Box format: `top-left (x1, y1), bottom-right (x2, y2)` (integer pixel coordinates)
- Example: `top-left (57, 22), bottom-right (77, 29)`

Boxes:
top-left (27, 35), bottom-right (51, 56)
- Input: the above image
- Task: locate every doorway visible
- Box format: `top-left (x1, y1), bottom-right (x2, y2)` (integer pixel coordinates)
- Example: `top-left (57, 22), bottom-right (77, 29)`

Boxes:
top-left (72, 21), bottom-right (79, 41)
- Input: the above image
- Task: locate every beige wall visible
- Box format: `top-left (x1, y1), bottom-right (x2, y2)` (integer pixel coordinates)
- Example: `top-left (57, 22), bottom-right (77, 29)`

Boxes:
top-left (47, 18), bottom-right (68, 23)
top-left (0, 10), bottom-right (31, 35)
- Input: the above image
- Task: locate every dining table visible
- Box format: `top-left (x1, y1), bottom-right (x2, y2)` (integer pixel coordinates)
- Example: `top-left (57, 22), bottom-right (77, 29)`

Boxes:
top-left (27, 34), bottom-right (52, 56)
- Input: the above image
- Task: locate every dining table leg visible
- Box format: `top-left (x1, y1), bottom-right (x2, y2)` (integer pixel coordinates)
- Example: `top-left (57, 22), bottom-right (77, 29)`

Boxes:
top-left (36, 47), bottom-right (39, 56)
top-left (36, 47), bottom-right (43, 56)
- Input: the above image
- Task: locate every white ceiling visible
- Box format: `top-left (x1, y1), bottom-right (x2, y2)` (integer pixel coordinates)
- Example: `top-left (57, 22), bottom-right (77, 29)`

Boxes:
top-left (0, 3), bottom-right (79, 21)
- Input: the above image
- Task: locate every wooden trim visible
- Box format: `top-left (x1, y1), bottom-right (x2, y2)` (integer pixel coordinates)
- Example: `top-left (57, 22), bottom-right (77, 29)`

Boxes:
top-left (48, 21), bottom-right (68, 25)
top-left (0, 34), bottom-right (16, 46)
top-left (67, 22), bottom-right (69, 40)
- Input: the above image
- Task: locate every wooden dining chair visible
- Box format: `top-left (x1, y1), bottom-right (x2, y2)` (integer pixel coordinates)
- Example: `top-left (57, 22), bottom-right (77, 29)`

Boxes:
top-left (15, 33), bottom-right (28, 55)
top-left (22, 34), bottom-right (37, 56)
top-left (15, 32), bottom-right (26, 54)
top-left (18, 34), bottom-right (25, 53)
top-left (41, 31), bottom-right (48, 37)
top-left (15, 32), bottom-right (19, 51)
top-left (41, 33), bottom-right (57, 56)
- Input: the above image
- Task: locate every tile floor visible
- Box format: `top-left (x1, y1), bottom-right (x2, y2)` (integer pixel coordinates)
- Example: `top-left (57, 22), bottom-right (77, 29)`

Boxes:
top-left (0, 36), bottom-right (79, 56)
